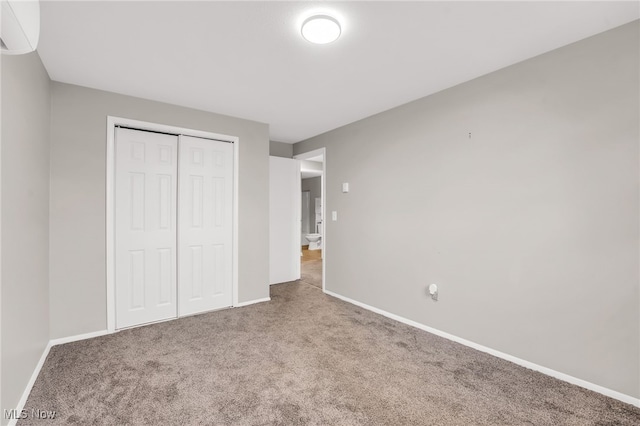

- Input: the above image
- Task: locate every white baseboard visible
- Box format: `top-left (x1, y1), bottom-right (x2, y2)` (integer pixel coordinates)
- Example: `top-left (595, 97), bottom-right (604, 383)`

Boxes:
top-left (8, 330), bottom-right (111, 425)
top-left (49, 329), bottom-right (111, 347)
top-left (10, 300), bottom-right (279, 424)
top-left (234, 297), bottom-right (271, 308)
top-left (324, 289), bottom-right (640, 408)
top-left (8, 341), bottom-right (52, 426)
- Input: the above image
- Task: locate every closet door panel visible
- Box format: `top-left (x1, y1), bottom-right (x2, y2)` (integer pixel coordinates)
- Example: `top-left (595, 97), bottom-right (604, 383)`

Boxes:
top-left (115, 128), bottom-right (178, 329)
top-left (178, 135), bottom-right (233, 315)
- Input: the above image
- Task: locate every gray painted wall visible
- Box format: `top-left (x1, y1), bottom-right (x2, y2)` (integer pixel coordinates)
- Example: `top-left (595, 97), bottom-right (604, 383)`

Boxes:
top-left (302, 177), bottom-right (322, 236)
top-left (49, 82), bottom-right (270, 339)
top-left (1, 52), bottom-right (51, 421)
top-left (269, 140), bottom-right (293, 158)
top-left (294, 22), bottom-right (639, 398)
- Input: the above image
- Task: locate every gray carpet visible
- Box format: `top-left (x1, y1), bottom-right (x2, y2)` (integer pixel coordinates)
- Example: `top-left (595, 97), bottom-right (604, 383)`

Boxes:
top-left (20, 282), bottom-right (640, 425)
top-left (300, 256), bottom-right (322, 289)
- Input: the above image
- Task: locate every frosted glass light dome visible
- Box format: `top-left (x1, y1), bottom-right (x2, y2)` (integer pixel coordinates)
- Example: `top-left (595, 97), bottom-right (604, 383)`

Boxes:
top-left (301, 15), bottom-right (341, 44)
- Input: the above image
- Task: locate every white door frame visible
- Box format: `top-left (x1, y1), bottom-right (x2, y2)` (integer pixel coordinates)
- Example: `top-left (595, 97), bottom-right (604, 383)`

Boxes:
top-left (106, 116), bottom-right (240, 332)
top-left (293, 148), bottom-right (326, 292)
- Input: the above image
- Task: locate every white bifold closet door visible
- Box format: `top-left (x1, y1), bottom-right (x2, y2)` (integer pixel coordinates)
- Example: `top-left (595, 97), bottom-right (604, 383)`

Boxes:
top-left (178, 135), bottom-right (233, 316)
top-left (115, 128), bottom-right (233, 329)
top-left (115, 128), bottom-right (179, 329)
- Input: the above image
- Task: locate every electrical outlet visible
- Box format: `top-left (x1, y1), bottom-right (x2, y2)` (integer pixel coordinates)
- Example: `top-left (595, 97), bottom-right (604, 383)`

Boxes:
top-left (428, 284), bottom-right (438, 301)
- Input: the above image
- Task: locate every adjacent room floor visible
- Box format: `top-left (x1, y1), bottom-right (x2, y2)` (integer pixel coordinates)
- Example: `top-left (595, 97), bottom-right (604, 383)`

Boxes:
top-left (20, 278), bottom-right (640, 425)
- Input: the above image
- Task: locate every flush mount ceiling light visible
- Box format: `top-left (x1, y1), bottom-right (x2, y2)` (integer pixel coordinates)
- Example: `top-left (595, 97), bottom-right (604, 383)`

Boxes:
top-left (301, 14), bottom-right (341, 44)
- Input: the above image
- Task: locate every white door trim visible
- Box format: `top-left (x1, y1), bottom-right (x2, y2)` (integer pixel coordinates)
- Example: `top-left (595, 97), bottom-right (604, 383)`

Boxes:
top-left (293, 148), bottom-right (326, 292)
top-left (106, 116), bottom-right (240, 332)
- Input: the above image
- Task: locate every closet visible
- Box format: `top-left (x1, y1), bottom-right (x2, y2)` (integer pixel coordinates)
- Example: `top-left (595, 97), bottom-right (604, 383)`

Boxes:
top-left (114, 127), bottom-right (233, 329)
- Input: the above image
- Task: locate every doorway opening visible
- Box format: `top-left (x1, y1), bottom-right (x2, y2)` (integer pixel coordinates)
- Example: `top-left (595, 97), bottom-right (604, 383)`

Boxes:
top-left (294, 148), bottom-right (325, 291)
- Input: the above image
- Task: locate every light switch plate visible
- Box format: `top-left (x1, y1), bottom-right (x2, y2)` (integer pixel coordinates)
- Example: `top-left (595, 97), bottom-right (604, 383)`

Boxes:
top-left (332, 211), bottom-right (338, 221)
top-left (342, 183), bottom-right (349, 193)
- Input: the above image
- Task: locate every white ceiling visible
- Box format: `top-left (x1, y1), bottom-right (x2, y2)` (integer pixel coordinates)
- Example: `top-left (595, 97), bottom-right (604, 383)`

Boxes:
top-left (37, 1), bottom-right (639, 143)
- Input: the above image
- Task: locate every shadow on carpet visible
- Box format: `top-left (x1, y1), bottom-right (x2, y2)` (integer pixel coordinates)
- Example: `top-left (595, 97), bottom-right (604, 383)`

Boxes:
top-left (300, 258), bottom-right (322, 289)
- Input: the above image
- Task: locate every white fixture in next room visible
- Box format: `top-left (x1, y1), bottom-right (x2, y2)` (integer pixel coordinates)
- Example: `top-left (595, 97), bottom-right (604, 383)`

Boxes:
top-left (305, 222), bottom-right (322, 250)
top-left (305, 233), bottom-right (321, 248)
